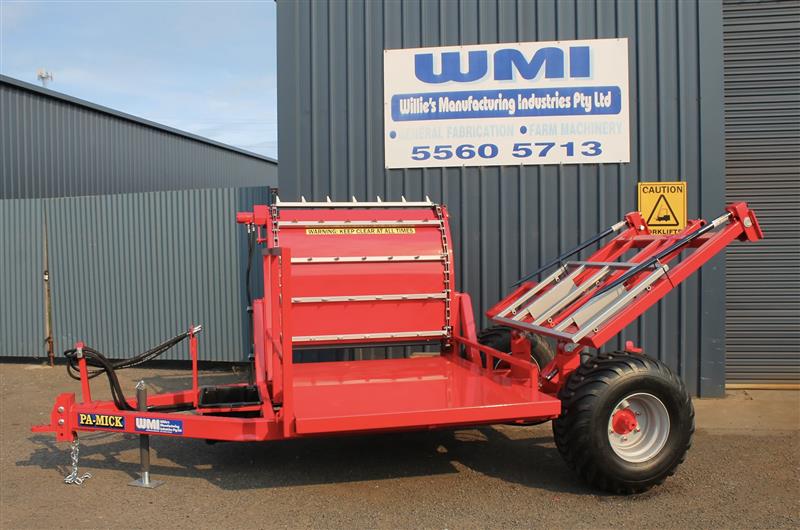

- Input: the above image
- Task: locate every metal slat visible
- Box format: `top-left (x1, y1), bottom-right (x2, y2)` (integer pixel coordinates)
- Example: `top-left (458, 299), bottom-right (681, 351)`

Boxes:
top-left (567, 261), bottom-right (644, 269)
top-left (275, 196), bottom-right (434, 208)
top-left (571, 267), bottom-right (669, 342)
top-left (491, 317), bottom-right (577, 342)
top-left (531, 268), bottom-right (612, 325)
top-left (291, 254), bottom-right (444, 264)
top-left (293, 330), bottom-right (448, 343)
top-left (512, 265), bottom-right (589, 321)
top-left (495, 265), bottom-right (567, 318)
top-left (291, 293), bottom-right (446, 303)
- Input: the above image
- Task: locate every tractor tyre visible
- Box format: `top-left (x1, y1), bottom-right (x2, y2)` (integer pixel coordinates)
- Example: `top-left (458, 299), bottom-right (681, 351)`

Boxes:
top-left (476, 325), bottom-right (555, 369)
top-left (552, 351), bottom-right (694, 494)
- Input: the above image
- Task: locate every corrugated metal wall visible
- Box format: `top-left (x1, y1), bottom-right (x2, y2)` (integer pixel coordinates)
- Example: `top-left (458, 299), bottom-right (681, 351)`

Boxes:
top-left (1, 76), bottom-right (277, 199)
top-left (276, 0), bottom-right (728, 395)
top-left (0, 199), bottom-right (45, 356)
top-left (723, 0), bottom-right (800, 383)
top-left (1, 74), bottom-right (277, 363)
top-left (1, 186), bottom-right (269, 362)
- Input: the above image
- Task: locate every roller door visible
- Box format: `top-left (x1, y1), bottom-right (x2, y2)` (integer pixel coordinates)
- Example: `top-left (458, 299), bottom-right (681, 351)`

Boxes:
top-left (723, 0), bottom-right (800, 384)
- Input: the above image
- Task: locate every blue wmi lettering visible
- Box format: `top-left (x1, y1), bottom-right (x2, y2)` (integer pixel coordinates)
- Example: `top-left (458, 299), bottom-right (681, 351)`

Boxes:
top-left (136, 417), bottom-right (161, 430)
top-left (414, 46), bottom-right (590, 84)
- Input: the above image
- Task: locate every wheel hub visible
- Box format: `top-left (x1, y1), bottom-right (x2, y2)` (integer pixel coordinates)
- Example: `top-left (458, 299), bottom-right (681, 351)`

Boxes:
top-left (611, 408), bottom-right (638, 435)
top-left (607, 393), bottom-right (671, 463)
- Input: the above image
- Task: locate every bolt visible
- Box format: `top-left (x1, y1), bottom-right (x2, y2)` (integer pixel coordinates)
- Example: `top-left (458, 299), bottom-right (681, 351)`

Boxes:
top-left (622, 436), bottom-right (628, 442)
top-left (609, 430), bottom-right (614, 435)
top-left (635, 428), bottom-right (641, 433)
top-left (57, 406), bottom-right (65, 414)
top-left (635, 411), bottom-right (641, 416)
top-left (58, 419), bottom-right (65, 426)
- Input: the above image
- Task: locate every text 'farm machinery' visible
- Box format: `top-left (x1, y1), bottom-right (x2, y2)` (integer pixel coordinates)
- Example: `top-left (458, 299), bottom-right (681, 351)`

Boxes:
top-left (33, 197), bottom-right (763, 493)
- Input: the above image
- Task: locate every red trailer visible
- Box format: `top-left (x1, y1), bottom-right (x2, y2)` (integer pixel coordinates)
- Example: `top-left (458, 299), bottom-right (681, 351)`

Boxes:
top-left (33, 197), bottom-right (763, 493)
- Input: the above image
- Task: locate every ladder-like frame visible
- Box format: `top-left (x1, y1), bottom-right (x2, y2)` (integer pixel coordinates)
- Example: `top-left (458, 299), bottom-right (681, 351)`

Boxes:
top-left (488, 202), bottom-right (764, 350)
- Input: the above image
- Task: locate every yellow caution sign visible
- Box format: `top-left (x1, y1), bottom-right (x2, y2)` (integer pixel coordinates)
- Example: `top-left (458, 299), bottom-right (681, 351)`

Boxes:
top-left (305, 227), bottom-right (416, 235)
top-left (637, 181), bottom-right (687, 235)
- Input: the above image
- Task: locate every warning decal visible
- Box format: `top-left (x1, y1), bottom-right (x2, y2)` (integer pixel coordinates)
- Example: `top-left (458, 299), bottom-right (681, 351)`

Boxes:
top-left (637, 182), bottom-right (687, 235)
top-left (305, 227), bottom-right (416, 235)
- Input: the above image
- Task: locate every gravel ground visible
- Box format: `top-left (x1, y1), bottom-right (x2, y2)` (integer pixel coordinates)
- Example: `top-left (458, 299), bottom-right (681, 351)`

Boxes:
top-left (1, 362), bottom-right (798, 529)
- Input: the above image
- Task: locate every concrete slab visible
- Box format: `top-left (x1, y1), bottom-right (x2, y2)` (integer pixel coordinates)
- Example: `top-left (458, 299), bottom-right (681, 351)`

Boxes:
top-left (2, 363), bottom-right (798, 529)
top-left (695, 389), bottom-right (800, 435)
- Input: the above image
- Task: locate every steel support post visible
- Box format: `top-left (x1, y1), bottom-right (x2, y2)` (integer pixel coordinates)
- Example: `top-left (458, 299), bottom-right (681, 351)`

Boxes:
top-left (128, 381), bottom-right (164, 488)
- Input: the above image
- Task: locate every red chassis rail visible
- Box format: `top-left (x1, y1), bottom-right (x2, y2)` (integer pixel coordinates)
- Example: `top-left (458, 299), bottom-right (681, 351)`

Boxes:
top-left (33, 201), bottom-right (762, 445)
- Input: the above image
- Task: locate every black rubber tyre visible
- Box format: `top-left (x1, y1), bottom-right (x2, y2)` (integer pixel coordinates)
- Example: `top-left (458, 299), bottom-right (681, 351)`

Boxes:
top-left (552, 351), bottom-right (694, 494)
top-left (476, 326), bottom-right (555, 369)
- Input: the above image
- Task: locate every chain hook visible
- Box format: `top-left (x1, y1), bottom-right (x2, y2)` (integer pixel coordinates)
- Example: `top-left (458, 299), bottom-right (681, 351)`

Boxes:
top-left (63, 439), bottom-right (91, 485)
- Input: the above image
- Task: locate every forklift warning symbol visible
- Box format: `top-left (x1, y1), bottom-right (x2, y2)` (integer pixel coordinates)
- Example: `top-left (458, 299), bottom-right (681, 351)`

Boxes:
top-left (637, 182), bottom-right (687, 235)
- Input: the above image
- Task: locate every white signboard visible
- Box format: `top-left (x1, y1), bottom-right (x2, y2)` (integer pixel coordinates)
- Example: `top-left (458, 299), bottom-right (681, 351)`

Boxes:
top-left (384, 38), bottom-right (630, 168)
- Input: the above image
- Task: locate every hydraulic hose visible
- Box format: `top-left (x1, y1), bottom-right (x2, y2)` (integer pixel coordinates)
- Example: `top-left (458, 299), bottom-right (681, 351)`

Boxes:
top-left (63, 330), bottom-right (193, 411)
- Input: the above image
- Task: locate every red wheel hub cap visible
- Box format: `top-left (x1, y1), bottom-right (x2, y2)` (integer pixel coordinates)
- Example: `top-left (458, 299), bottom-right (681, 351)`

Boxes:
top-left (611, 408), bottom-right (638, 435)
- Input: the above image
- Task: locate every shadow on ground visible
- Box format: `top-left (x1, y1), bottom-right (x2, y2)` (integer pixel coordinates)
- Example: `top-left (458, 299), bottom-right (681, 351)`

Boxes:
top-left (19, 424), bottom-right (593, 495)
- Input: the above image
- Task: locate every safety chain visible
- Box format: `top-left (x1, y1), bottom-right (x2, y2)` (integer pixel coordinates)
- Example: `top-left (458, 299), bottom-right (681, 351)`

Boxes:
top-left (435, 205), bottom-right (452, 337)
top-left (63, 439), bottom-right (91, 485)
top-left (270, 203), bottom-right (285, 342)
top-left (270, 204), bottom-right (280, 248)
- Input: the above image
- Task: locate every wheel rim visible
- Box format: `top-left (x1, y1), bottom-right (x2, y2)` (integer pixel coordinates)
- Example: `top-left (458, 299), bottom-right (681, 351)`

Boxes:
top-left (607, 392), bottom-right (670, 463)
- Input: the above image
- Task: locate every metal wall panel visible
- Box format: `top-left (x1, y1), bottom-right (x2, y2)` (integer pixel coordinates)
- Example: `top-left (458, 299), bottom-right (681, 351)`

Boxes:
top-left (1, 75), bottom-right (277, 199)
top-left (0, 199), bottom-right (44, 356)
top-left (723, 0), bottom-right (800, 383)
top-left (277, 0), bottom-right (728, 395)
top-left (2, 186), bottom-right (269, 362)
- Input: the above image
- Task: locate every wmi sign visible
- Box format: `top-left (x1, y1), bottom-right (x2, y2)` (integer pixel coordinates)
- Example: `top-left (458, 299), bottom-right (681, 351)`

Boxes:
top-left (384, 38), bottom-right (630, 169)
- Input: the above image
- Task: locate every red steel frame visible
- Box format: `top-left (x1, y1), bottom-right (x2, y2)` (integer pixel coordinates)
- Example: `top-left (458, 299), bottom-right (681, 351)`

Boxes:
top-left (487, 202), bottom-right (764, 392)
top-left (33, 201), bottom-right (763, 445)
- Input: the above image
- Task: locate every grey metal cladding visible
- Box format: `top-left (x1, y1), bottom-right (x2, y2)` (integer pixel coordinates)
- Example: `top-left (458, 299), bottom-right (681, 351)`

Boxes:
top-left (0, 198), bottom-right (45, 357)
top-left (46, 189), bottom-right (241, 362)
top-left (723, 0), bottom-right (800, 383)
top-left (1, 75), bottom-right (277, 199)
top-left (2, 186), bottom-right (269, 362)
top-left (276, 0), bottom-right (728, 395)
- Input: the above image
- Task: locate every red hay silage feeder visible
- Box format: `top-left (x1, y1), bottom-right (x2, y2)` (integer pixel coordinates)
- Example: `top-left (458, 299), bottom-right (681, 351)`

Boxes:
top-left (34, 197), bottom-right (763, 493)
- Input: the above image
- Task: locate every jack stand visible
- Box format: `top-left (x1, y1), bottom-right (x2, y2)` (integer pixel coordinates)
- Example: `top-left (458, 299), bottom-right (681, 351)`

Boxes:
top-left (128, 381), bottom-right (163, 489)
